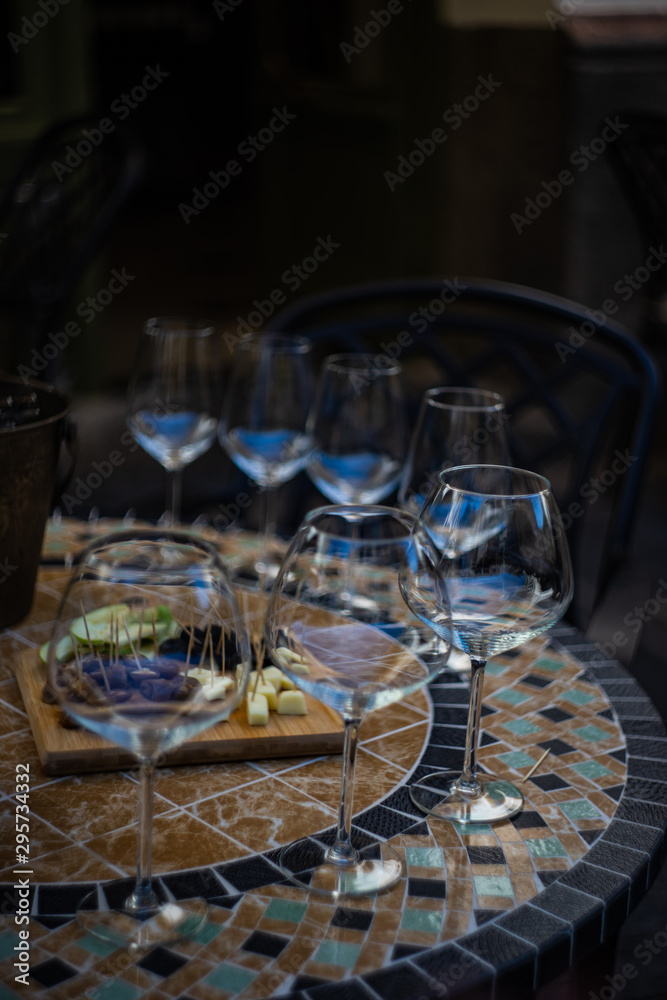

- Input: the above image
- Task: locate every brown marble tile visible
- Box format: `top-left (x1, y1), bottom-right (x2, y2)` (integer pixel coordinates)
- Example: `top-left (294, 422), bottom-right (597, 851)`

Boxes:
top-left (27, 772), bottom-right (173, 843)
top-left (557, 832), bottom-right (591, 861)
top-left (153, 760), bottom-right (265, 808)
top-left (251, 754), bottom-right (333, 775)
top-left (301, 960), bottom-right (346, 982)
top-left (230, 894), bottom-right (267, 930)
top-left (354, 940), bottom-right (391, 975)
top-left (84, 808), bottom-right (250, 875)
top-left (512, 872), bottom-right (541, 903)
top-left (276, 747), bottom-right (404, 813)
top-left (397, 689), bottom-right (430, 717)
top-left (494, 821), bottom-right (525, 843)
top-left (0, 805), bottom-right (71, 869)
top-left (588, 790), bottom-right (622, 818)
top-left (443, 909), bottom-right (473, 939)
top-left (503, 841), bottom-right (535, 873)
top-left (470, 863), bottom-right (509, 878)
top-left (476, 895), bottom-right (514, 909)
top-left (444, 878), bottom-right (473, 911)
top-left (367, 907), bottom-right (401, 942)
top-left (0, 676), bottom-right (28, 715)
top-left (443, 847), bottom-right (469, 880)
top-left (0, 727), bottom-right (46, 791)
top-left (373, 879), bottom-right (407, 911)
top-left (197, 924), bottom-right (249, 963)
top-left (360, 722), bottom-right (429, 772)
top-left (0, 844), bottom-right (121, 883)
top-left (359, 700), bottom-right (427, 742)
top-left (239, 967), bottom-right (288, 999)
top-left (0, 699), bottom-right (32, 738)
top-left (190, 779), bottom-right (337, 854)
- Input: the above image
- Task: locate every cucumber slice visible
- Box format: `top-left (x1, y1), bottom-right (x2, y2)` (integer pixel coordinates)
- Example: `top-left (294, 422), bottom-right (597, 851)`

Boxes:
top-left (39, 633), bottom-right (77, 665)
top-left (70, 604), bottom-right (133, 644)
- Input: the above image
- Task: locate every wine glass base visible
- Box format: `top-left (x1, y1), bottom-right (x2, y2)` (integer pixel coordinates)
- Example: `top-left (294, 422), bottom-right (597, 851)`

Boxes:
top-left (410, 771), bottom-right (523, 823)
top-left (77, 887), bottom-right (208, 953)
top-left (279, 836), bottom-right (403, 898)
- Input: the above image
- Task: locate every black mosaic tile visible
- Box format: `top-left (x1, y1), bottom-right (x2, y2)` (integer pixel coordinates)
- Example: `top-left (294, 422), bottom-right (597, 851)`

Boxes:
top-left (511, 810), bottom-right (548, 830)
top-left (597, 681), bottom-right (652, 700)
top-left (481, 704), bottom-right (497, 716)
top-left (619, 719), bottom-right (667, 739)
top-left (161, 868), bottom-right (226, 900)
top-left (419, 745), bottom-right (466, 770)
top-left (537, 871), bottom-right (565, 887)
top-left (624, 777), bottom-right (667, 805)
top-left (392, 942), bottom-right (427, 960)
top-left (137, 946), bottom-right (188, 977)
top-left (581, 842), bottom-right (649, 905)
top-left (530, 772), bottom-right (570, 792)
top-left (532, 883), bottom-right (604, 962)
top-left (475, 908), bottom-right (504, 926)
top-left (625, 754), bottom-right (667, 780)
top-left (307, 979), bottom-right (379, 1000)
top-left (208, 894), bottom-right (242, 909)
top-left (353, 804), bottom-right (419, 839)
top-left (612, 699), bottom-right (660, 719)
top-left (480, 731), bottom-right (499, 746)
top-left (216, 855), bottom-right (282, 892)
top-left (379, 784), bottom-right (429, 820)
top-left (537, 738), bottom-right (576, 756)
top-left (597, 709), bottom-right (615, 720)
top-left (0, 882), bottom-right (35, 914)
top-left (36, 883), bottom-right (94, 915)
top-left (331, 906), bottom-right (374, 932)
top-left (411, 943), bottom-right (494, 1000)
top-left (292, 974), bottom-right (328, 991)
top-left (521, 673), bottom-right (552, 688)
top-left (610, 747), bottom-right (627, 762)
top-left (467, 846), bottom-right (506, 865)
top-left (614, 797), bottom-right (667, 829)
top-left (402, 820), bottom-right (431, 837)
top-left (461, 924), bottom-right (536, 999)
top-left (430, 725), bottom-right (469, 748)
top-left (242, 929), bottom-right (289, 958)
top-left (538, 707), bottom-right (573, 724)
top-left (586, 662), bottom-right (631, 680)
top-left (33, 915), bottom-right (73, 930)
top-left (29, 957), bottom-right (78, 988)
top-left (580, 829), bottom-right (603, 845)
top-left (603, 819), bottom-right (664, 856)
top-left (604, 784), bottom-right (624, 802)
top-left (102, 877), bottom-right (138, 911)
top-left (408, 877), bottom-right (447, 899)
top-left (428, 685), bottom-right (470, 705)
top-left (499, 648), bottom-right (522, 658)
top-left (497, 904), bottom-right (572, 989)
top-left (626, 736), bottom-right (667, 760)
top-left (557, 861), bottom-right (629, 905)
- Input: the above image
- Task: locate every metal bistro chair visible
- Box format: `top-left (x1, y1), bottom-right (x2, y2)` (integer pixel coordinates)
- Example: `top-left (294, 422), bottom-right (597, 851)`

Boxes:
top-left (0, 114), bottom-right (145, 381)
top-left (273, 277), bottom-right (660, 652)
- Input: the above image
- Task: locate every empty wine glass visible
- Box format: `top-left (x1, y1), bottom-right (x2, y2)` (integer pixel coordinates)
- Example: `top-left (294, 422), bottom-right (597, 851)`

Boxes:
top-left (307, 354), bottom-right (409, 504)
top-left (218, 334), bottom-right (314, 582)
top-left (398, 386), bottom-right (510, 517)
top-left (398, 387), bottom-right (510, 671)
top-left (47, 529), bottom-right (250, 950)
top-left (265, 505), bottom-right (451, 897)
top-left (404, 465), bottom-right (573, 823)
top-left (126, 317), bottom-right (220, 525)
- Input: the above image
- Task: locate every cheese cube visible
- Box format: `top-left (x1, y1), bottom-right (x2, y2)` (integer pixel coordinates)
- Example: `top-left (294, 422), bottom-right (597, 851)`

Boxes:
top-left (251, 681), bottom-right (279, 711)
top-left (277, 690), bottom-right (307, 715)
top-left (274, 648), bottom-right (309, 675)
top-left (201, 677), bottom-right (235, 701)
top-left (246, 692), bottom-right (269, 725)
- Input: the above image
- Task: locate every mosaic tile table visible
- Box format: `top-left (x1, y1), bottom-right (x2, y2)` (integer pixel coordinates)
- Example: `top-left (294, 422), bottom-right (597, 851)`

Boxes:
top-left (1, 518), bottom-right (666, 1000)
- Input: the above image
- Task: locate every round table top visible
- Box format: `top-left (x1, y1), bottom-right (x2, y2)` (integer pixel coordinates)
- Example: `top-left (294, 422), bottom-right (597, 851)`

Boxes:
top-left (1, 518), bottom-right (666, 1000)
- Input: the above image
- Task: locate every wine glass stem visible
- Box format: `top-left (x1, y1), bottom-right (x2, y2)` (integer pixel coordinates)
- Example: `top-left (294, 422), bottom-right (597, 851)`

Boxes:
top-left (167, 468), bottom-right (182, 525)
top-left (260, 484), bottom-right (277, 543)
top-left (127, 759), bottom-right (158, 915)
top-left (457, 657), bottom-right (487, 796)
top-left (327, 716), bottom-right (361, 865)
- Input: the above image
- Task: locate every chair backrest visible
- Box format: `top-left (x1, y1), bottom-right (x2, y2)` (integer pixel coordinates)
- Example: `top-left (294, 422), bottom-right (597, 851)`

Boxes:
top-left (606, 111), bottom-right (667, 341)
top-left (273, 277), bottom-right (661, 631)
top-left (0, 114), bottom-right (145, 377)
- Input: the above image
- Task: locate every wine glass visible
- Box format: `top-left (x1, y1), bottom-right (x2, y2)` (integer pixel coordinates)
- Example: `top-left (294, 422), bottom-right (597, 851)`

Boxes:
top-left (218, 334), bottom-right (314, 582)
top-left (397, 386), bottom-right (510, 517)
top-left (46, 529), bottom-right (250, 950)
top-left (307, 353), bottom-right (408, 504)
top-left (126, 317), bottom-right (220, 525)
top-left (405, 465), bottom-right (573, 823)
top-left (398, 387), bottom-right (510, 671)
top-left (264, 505), bottom-right (451, 897)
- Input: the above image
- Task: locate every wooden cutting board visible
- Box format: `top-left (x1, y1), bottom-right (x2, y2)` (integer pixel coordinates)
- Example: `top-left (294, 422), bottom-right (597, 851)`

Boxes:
top-left (16, 651), bottom-right (344, 777)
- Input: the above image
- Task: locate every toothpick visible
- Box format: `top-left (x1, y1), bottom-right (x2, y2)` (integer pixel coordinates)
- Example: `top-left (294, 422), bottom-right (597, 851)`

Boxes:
top-left (208, 630), bottom-right (215, 685)
top-left (520, 748), bottom-right (550, 783)
top-left (185, 619), bottom-right (195, 675)
top-left (151, 612), bottom-right (158, 657)
top-left (199, 621), bottom-right (212, 668)
top-left (79, 603), bottom-right (104, 671)
top-left (122, 618), bottom-right (142, 667)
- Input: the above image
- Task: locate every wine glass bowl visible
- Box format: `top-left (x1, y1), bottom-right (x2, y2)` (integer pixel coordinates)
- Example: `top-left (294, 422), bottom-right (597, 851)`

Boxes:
top-left (398, 386), bottom-right (510, 517)
top-left (219, 334), bottom-right (315, 582)
top-left (307, 354), bottom-right (409, 504)
top-left (405, 464), bottom-right (573, 823)
top-left (264, 504), bottom-right (451, 897)
top-left (47, 529), bottom-right (250, 949)
top-left (126, 317), bottom-right (220, 524)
